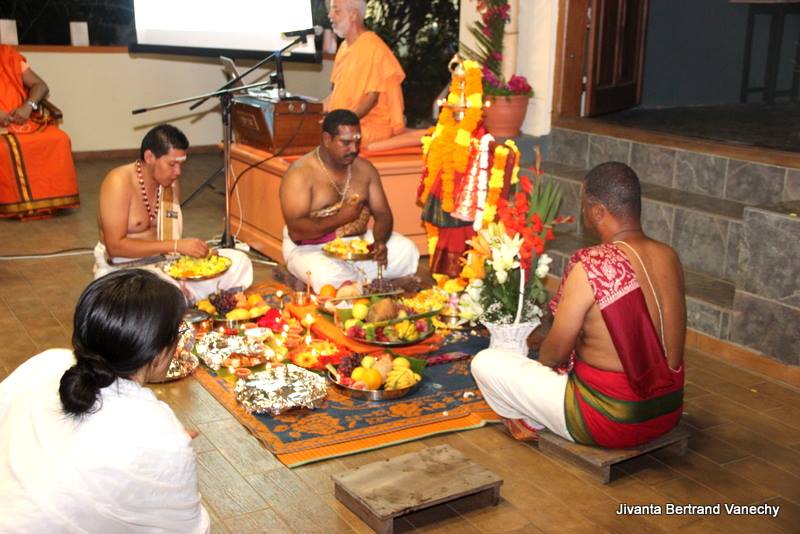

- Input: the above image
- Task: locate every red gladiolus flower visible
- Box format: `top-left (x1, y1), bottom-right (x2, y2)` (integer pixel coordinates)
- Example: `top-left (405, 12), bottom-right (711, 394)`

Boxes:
top-left (520, 175), bottom-right (533, 193)
top-left (531, 213), bottom-right (543, 233)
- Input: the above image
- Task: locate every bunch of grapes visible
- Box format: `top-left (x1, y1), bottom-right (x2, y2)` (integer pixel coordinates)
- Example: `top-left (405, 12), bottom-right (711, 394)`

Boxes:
top-left (336, 354), bottom-right (362, 379)
top-left (364, 277), bottom-right (394, 294)
top-left (209, 289), bottom-right (237, 316)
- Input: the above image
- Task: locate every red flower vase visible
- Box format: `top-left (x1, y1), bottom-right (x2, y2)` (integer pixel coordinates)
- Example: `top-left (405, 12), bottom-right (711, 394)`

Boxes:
top-left (483, 95), bottom-right (530, 138)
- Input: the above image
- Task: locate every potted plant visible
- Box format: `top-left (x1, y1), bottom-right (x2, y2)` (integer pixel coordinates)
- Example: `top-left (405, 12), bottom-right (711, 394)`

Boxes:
top-left (463, 0), bottom-right (533, 137)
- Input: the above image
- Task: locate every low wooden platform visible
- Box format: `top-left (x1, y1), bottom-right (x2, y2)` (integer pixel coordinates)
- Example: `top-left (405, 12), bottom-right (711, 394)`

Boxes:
top-left (538, 425), bottom-right (691, 484)
top-left (332, 444), bottom-right (503, 534)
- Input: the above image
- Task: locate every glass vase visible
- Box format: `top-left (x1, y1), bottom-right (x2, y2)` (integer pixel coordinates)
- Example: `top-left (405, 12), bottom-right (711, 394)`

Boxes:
top-left (482, 319), bottom-right (541, 355)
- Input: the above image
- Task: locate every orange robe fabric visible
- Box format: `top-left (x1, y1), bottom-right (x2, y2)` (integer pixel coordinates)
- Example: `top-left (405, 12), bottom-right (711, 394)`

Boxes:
top-left (0, 46), bottom-right (79, 218)
top-left (329, 31), bottom-right (405, 145)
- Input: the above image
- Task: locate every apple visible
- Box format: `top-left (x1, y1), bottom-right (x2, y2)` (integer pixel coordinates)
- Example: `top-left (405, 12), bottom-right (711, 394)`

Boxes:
top-left (352, 302), bottom-right (369, 321)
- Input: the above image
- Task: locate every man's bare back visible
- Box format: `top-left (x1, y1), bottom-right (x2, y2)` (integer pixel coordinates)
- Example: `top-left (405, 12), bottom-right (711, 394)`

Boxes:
top-left (575, 236), bottom-right (686, 372)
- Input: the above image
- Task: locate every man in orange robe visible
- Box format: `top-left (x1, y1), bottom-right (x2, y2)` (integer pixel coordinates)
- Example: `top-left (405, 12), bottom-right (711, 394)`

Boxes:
top-left (0, 45), bottom-right (79, 218)
top-left (326, 0), bottom-right (406, 146)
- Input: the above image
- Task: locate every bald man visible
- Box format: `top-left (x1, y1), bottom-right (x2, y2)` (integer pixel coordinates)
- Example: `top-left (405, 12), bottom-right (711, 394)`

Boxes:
top-left (472, 162), bottom-right (686, 448)
top-left (325, 0), bottom-right (406, 146)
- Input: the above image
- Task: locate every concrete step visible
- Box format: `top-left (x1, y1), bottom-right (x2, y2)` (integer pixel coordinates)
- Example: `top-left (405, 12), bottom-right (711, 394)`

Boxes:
top-left (548, 127), bottom-right (798, 207)
top-left (530, 161), bottom-right (745, 283)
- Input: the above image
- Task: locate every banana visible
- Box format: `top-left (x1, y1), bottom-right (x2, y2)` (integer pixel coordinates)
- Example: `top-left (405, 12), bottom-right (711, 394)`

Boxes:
top-left (384, 367), bottom-right (420, 390)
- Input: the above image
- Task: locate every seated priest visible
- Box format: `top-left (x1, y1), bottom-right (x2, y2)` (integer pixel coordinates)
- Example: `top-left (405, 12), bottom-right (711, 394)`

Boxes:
top-left (326, 0), bottom-right (424, 151)
top-left (280, 109), bottom-right (419, 293)
top-left (472, 162), bottom-right (686, 447)
top-left (0, 45), bottom-right (79, 219)
top-left (94, 124), bottom-right (252, 301)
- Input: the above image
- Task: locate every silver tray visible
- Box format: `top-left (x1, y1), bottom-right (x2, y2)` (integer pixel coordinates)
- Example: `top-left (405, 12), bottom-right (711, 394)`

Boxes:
top-left (211, 310), bottom-right (266, 329)
top-left (150, 351), bottom-right (199, 383)
top-left (345, 327), bottom-right (434, 347)
top-left (326, 371), bottom-right (422, 401)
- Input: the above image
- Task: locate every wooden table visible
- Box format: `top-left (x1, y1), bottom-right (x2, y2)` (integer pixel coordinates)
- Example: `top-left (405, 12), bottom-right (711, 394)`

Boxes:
top-left (229, 143), bottom-right (428, 262)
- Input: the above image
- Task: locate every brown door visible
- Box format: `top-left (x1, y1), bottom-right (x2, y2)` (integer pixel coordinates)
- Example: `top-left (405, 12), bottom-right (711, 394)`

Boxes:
top-left (584, 0), bottom-right (649, 116)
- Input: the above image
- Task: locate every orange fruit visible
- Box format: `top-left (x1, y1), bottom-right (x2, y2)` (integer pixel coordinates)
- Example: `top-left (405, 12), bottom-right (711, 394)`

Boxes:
top-left (319, 284), bottom-right (337, 299)
top-left (361, 368), bottom-right (383, 390)
top-left (247, 293), bottom-right (265, 307)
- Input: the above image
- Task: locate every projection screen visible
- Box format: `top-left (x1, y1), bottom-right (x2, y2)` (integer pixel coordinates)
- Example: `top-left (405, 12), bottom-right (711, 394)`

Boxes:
top-left (131, 0), bottom-right (318, 61)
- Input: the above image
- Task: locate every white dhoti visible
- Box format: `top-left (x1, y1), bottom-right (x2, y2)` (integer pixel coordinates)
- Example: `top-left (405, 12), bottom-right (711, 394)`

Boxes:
top-left (471, 349), bottom-right (573, 441)
top-left (93, 243), bottom-right (253, 302)
top-left (282, 228), bottom-right (419, 293)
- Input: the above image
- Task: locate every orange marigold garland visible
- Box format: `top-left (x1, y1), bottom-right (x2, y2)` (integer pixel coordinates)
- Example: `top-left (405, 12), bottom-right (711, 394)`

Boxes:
top-left (419, 59), bottom-right (483, 213)
top-left (481, 144), bottom-right (509, 227)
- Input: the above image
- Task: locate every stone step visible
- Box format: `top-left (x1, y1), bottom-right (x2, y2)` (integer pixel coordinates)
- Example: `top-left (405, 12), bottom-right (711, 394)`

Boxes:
top-left (530, 161), bottom-right (744, 283)
top-left (545, 230), bottom-right (735, 341)
top-left (548, 127), bottom-right (799, 207)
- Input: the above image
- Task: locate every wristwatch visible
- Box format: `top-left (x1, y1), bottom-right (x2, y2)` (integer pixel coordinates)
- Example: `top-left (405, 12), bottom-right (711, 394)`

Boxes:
top-left (26, 100), bottom-right (38, 111)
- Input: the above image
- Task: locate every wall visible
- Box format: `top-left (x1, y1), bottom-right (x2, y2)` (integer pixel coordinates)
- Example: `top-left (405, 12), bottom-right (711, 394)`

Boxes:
top-left (22, 48), bottom-right (332, 152)
top-left (459, 0), bottom-right (559, 136)
top-left (641, 0), bottom-right (800, 107)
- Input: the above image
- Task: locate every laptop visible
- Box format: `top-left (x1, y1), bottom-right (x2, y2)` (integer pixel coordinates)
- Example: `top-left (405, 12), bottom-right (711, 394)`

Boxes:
top-left (220, 56), bottom-right (276, 99)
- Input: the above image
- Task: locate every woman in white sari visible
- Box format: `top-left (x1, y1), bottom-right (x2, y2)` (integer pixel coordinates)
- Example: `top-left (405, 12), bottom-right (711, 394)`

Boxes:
top-left (0, 270), bottom-right (209, 533)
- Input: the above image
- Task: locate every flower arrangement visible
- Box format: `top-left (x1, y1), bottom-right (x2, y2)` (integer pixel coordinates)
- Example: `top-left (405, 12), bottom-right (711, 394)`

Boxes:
top-left (457, 158), bottom-right (570, 325)
top-left (463, 0), bottom-right (533, 98)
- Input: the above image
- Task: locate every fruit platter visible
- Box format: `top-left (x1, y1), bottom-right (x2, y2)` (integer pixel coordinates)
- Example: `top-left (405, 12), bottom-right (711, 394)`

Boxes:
top-left (322, 237), bottom-right (373, 261)
top-left (314, 280), bottom-right (403, 315)
top-left (341, 296), bottom-right (438, 346)
top-left (327, 352), bottom-right (425, 401)
top-left (162, 254), bottom-right (232, 281)
top-left (197, 289), bottom-right (270, 325)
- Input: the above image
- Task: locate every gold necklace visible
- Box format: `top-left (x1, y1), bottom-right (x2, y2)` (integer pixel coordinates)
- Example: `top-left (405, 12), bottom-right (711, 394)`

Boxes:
top-left (315, 146), bottom-right (351, 199)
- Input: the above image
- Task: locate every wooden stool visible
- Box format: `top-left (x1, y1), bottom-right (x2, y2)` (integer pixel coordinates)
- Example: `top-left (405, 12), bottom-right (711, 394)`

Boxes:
top-left (538, 425), bottom-right (691, 484)
top-left (332, 445), bottom-right (503, 534)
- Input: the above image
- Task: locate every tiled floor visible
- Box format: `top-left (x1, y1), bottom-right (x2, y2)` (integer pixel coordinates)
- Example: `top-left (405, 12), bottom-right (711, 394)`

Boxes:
top-left (2, 153), bottom-right (799, 532)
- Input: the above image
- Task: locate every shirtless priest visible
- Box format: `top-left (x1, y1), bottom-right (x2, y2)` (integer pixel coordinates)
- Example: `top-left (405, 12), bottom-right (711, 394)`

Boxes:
top-left (280, 110), bottom-right (419, 293)
top-left (94, 124), bottom-right (252, 301)
top-left (472, 162), bottom-right (686, 448)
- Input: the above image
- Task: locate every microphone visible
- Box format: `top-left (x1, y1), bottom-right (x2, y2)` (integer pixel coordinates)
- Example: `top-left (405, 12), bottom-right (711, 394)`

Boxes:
top-left (281, 26), bottom-right (324, 38)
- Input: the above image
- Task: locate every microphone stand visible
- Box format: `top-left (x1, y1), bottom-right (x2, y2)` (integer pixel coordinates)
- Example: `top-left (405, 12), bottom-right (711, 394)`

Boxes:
top-left (133, 33), bottom-right (312, 249)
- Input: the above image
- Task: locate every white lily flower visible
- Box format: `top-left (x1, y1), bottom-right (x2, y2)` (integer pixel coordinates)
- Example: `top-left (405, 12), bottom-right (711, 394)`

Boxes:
top-left (458, 291), bottom-right (483, 321)
top-left (535, 253), bottom-right (553, 278)
top-left (465, 278), bottom-right (484, 301)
